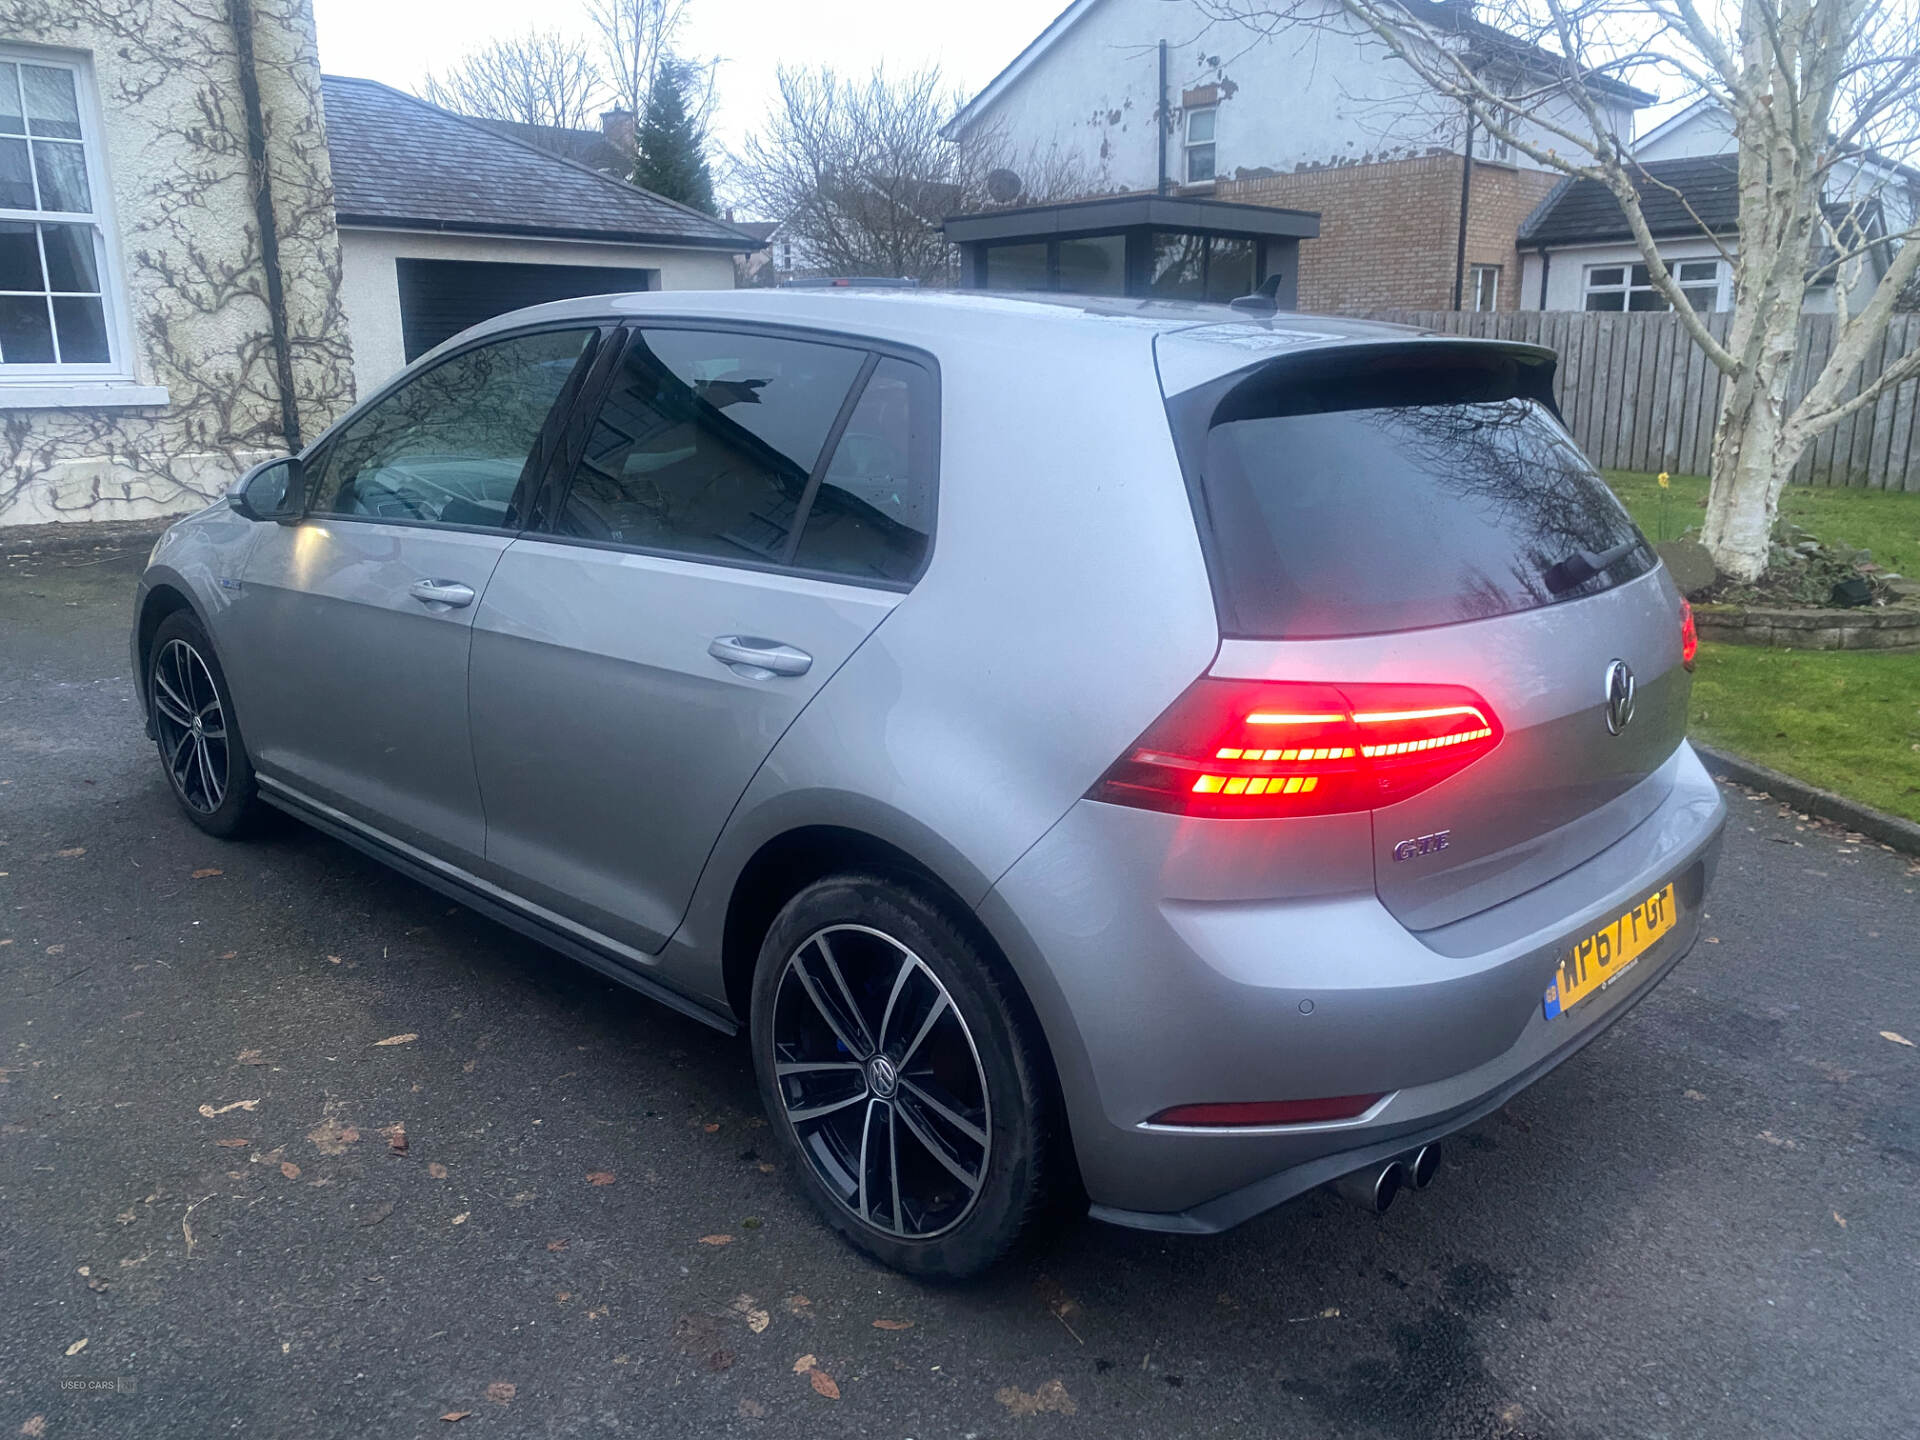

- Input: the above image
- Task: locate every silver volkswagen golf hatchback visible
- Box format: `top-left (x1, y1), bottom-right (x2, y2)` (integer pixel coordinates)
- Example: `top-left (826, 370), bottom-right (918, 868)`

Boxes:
top-left (133, 290), bottom-right (1725, 1277)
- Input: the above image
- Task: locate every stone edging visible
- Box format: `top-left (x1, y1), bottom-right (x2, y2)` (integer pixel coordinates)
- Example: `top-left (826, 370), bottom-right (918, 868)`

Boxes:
top-left (1694, 601), bottom-right (1920, 651)
top-left (1694, 742), bottom-right (1920, 857)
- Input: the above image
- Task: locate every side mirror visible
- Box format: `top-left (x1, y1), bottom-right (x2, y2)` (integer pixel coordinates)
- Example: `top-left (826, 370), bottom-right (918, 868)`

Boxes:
top-left (228, 455), bottom-right (304, 523)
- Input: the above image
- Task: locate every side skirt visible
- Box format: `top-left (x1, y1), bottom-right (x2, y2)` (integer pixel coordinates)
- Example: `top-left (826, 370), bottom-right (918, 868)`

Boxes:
top-left (256, 781), bottom-right (738, 1037)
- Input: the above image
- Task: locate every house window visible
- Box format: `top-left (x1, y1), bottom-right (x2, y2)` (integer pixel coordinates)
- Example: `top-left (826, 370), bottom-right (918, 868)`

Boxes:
top-left (1583, 259), bottom-right (1723, 313)
top-left (1469, 264), bottom-right (1500, 311)
top-left (1184, 106), bottom-right (1216, 184)
top-left (0, 51), bottom-right (123, 375)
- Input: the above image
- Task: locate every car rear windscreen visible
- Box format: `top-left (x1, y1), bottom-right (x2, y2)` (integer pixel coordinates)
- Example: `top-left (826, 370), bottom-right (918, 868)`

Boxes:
top-left (1183, 349), bottom-right (1652, 639)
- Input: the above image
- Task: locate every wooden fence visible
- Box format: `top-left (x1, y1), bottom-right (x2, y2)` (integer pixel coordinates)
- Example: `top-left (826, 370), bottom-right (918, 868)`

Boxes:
top-left (1366, 309), bottom-right (1920, 490)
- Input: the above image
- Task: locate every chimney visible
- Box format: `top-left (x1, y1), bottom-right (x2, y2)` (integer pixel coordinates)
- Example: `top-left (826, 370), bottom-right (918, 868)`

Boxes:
top-left (601, 108), bottom-right (635, 153)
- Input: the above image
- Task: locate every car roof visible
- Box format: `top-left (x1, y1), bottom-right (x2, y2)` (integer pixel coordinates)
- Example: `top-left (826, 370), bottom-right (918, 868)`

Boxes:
top-left (453, 287), bottom-right (1419, 362)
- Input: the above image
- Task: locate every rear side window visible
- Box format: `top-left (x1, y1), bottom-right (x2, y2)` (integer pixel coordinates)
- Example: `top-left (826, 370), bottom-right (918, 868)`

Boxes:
top-left (556, 328), bottom-right (867, 563)
top-left (791, 357), bottom-right (932, 584)
top-left (1183, 351), bottom-right (1650, 638)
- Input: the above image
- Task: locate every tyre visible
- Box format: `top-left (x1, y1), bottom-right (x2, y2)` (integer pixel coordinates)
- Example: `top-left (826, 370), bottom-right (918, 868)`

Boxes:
top-left (750, 873), bottom-right (1053, 1279)
top-left (146, 610), bottom-right (264, 838)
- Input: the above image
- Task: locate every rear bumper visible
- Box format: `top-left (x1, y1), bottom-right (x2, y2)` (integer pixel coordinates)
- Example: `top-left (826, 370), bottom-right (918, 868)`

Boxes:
top-left (978, 741), bottom-right (1727, 1231)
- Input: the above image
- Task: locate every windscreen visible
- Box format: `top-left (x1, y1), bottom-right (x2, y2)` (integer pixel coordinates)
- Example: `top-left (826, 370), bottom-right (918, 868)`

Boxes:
top-left (1187, 350), bottom-right (1652, 639)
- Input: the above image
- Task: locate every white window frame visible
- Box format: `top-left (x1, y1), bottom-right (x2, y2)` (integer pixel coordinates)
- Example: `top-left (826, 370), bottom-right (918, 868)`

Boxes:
top-left (1469, 264), bottom-right (1500, 312)
top-left (1184, 106), bottom-right (1217, 184)
top-left (1582, 257), bottom-right (1727, 313)
top-left (0, 46), bottom-right (146, 400)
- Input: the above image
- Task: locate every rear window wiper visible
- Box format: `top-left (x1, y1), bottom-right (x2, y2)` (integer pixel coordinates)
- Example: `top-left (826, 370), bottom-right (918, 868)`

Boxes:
top-left (1541, 539), bottom-right (1640, 595)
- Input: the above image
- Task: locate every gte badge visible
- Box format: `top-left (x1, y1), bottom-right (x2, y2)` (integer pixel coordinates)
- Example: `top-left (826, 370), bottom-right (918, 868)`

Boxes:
top-left (1392, 830), bottom-right (1451, 862)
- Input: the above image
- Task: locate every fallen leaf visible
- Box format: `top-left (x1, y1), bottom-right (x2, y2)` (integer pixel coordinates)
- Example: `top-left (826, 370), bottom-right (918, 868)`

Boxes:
top-left (307, 1117), bottom-right (360, 1155)
top-left (545, 1239), bottom-right (567, 1252)
top-left (439, 1413), bottom-right (470, 1423)
top-left (698, 1234), bottom-right (733, 1246)
top-left (706, 1348), bottom-right (736, 1371)
top-left (197, 1100), bottom-right (259, 1118)
top-left (1757, 1130), bottom-right (1800, 1150)
top-left (872, 1318), bottom-right (913, 1331)
top-left (737, 1397), bottom-right (766, 1418)
top-left (785, 1294), bottom-right (812, 1315)
top-left (452, 1213), bottom-right (470, 1225)
top-left (756, 1161), bottom-right (775, 1174)
top-left (1882, 1031), bottom-right (1915, 1048)
top-left (428, 1162), bottom-right (449, 1179)
top-left (326, 954), bottom-right (342, 965)
top-left (56, 847), bottom-right (85, 858)
top-left (216, 1137), bottom-right (249, 1149)
top-left (792, 1354), bottom-right (817, 1374)
top-left (1683, 1089), bottom-right (1708, 1102)
top-left (280, 1161), bottom-right (301, 1180)
top-left (236, 1048), bottom-right (264, 1065)
top-left (382, 1124), bottom-right (409, 1155)
top-left (1833, 1211), bottom-right (1847, 1228)
top-left (360, 1201), bottom-right (394, 1227)
top-left (21, 1416), bottom-right (47, 1437)
top-left (731, 1294), bottom-right (771, 1333)
top-left (703, 1122), bottom-right (720, 1133)
top-left (484, 1381), bottom-right (515, 1405)
top-left (192, 867), bottom-right (223, 879)
top-left (809, 1369), bottom-right (841, 1400)
top-left (373, 1033), bottom-right (418, 1047)
top-left (996, 1379), bottom-right (1076, 1417)
top-left (586, 1171), bottom-right (616, 1186)
top-left (587, 1305), bottom-right (608, 1320)
top-left (218, 952), bottom-right (239, 960)
top-left (64, 1338), bottom-right (88, 1357)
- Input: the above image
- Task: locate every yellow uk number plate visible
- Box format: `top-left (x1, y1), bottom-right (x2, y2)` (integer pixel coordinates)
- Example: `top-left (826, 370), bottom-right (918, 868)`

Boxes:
top-left (1543, 883), bottom-right (1677, 1019)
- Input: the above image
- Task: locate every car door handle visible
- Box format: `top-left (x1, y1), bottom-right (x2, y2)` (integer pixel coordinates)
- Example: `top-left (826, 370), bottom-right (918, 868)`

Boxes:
top-left (709, 635), bottom-right (812, 678)
top-left (408, 579), bottom-right (476, 609)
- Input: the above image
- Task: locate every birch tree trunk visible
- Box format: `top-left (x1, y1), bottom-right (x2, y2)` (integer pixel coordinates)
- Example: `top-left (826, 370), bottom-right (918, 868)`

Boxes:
top-left (1700, 341), bottom-right (1799, 581)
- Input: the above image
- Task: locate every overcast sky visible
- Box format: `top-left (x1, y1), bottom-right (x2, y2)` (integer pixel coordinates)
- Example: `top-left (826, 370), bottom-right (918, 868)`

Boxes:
top-left (312, 0), bottom-right (1063, 161)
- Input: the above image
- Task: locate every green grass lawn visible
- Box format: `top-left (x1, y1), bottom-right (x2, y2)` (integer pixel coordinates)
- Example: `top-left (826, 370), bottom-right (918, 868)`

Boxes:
top-left (1606, 469), bottom-right (1920, 577)
top-left (1604, 473), bottom-right (1920, 822)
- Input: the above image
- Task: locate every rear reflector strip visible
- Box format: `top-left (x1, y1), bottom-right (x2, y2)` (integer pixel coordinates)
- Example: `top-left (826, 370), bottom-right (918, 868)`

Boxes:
top-left (1150, 1094), bottom-right (1385, 1127)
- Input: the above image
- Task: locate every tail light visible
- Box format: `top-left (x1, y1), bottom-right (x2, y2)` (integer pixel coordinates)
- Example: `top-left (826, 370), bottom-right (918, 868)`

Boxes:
top-left (1089, 678), bottom-right (1503, 818)
top-left (1679, 599), bottom-right (1698, 671)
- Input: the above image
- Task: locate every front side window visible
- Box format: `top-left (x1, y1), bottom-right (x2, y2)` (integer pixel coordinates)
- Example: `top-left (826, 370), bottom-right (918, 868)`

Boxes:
top-left (1185, 106), bottom-right (1217, 183)
top-left (309, 327), bottom-right (595, 527)
top-left (1584, 259), bottom-right (1722, 312)
top-left (0, 52), bottom-right (120, 373)
top-left (554, 328), bottom-right (868, 564)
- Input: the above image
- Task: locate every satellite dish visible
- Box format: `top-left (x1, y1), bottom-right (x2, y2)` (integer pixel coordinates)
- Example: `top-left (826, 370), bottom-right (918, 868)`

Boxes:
top-left (986, 167), bottom-right (1023, 204)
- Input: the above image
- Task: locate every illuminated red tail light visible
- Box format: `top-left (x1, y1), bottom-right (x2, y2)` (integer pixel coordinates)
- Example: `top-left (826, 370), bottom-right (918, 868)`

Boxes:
top-left (1089, 678), bottom-right (1503, 818)
top-left (1680, 599), bottom-right (1698, 671)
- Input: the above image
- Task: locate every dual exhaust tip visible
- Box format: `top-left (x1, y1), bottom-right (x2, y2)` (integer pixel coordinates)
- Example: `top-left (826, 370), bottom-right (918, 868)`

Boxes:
top-left (1330, 1143), bottom-right (1442, 1214)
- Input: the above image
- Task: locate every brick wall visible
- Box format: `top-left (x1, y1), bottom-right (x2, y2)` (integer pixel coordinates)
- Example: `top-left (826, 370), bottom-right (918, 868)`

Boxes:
top-left (1222, 156), bottom-right (1559, 314)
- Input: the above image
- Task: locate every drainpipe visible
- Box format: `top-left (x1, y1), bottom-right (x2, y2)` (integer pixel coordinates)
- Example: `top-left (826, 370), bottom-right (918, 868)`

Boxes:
top-left (1157, 40), bottom-right (1169, 197)
top-left (228, 0), bottom-right (303, 452)
top-left (1453, 99), bottom-right (1473, 310)
top-left (1537, 246), bottom-right (1551, 308)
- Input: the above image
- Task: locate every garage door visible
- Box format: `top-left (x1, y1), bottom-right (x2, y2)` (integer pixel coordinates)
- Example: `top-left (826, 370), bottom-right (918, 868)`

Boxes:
top-left (395, 258), bottom-right (660, 362)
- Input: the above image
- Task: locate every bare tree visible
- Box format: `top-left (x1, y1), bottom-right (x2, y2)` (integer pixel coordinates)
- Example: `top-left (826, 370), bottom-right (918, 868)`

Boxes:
top-left (1197, 0), bottom-right (1920, 582)
top-left (421, 28), bottom-right (604, 134)
top-left (588, 0), bottom-right (715, 134)
top-left (736, 65), bottom-right (1096, 284)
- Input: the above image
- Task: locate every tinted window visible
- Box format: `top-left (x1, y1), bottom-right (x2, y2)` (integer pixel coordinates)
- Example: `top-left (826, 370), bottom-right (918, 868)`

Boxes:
top-left (792, 358), bottom-right (931, 582)
top-left (555, 328), bottom-right (866, 563)
top-left (311, 328), bottom-right (593, 526)
top-left (1190, 355), bottom-right (1650, 638)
